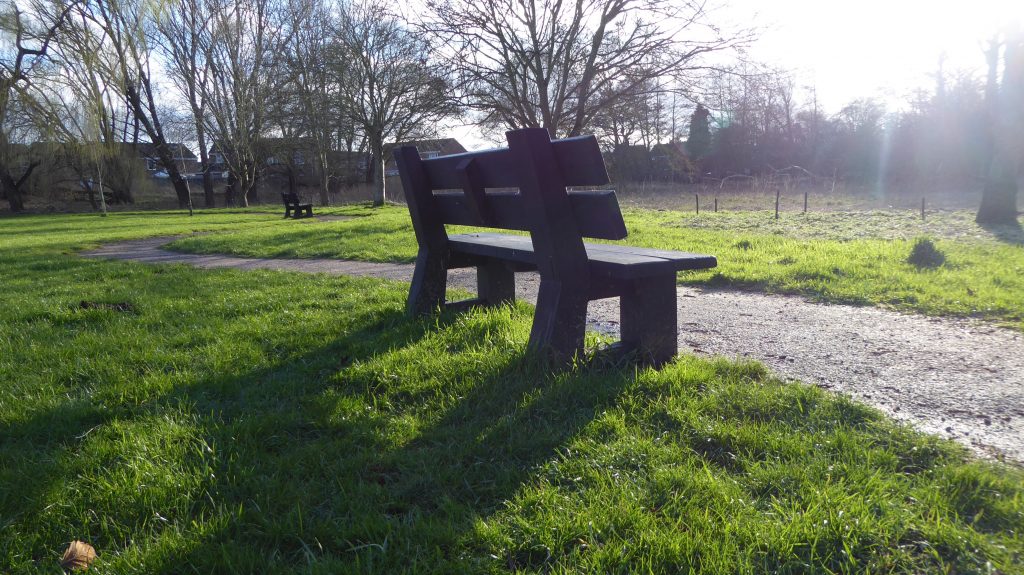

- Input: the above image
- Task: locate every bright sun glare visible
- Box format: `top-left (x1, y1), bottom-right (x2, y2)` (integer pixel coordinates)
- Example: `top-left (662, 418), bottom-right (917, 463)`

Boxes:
top-left (731, 0), bottom-right (1024, 109)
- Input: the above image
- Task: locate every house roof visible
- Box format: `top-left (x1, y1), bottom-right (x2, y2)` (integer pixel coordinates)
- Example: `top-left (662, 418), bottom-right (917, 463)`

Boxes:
top-left (386, 138), bottom-right (466, 157)
top-left (125, 142), bottom-right (197, 161)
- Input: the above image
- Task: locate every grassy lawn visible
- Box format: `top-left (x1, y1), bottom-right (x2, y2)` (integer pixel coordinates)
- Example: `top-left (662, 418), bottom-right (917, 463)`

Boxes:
top-left (168, 204), bottom-right (1024, 330)
top-left (1, 212), bottom-right (1022, 573)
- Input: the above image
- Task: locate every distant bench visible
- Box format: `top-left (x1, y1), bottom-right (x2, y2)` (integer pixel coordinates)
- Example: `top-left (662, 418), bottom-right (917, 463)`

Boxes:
top-left (282, 192), bottom-right (313, 218)
top-left (71, 189), bottom-right (114, 203)
top-left (394, 128), bottom-right (717, 365)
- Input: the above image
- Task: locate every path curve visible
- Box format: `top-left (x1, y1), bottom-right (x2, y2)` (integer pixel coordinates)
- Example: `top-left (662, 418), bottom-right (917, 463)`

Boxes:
top-left (84, 237), bottom-right (1024, 463)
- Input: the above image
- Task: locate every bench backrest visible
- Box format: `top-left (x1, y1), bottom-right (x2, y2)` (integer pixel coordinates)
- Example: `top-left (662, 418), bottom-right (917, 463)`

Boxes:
top-left (395, 128), bottom-right (626, 283)
top-left (395, 128), bottom-right (626, 241)
top-left (281, 192), bottom-right (300, 205)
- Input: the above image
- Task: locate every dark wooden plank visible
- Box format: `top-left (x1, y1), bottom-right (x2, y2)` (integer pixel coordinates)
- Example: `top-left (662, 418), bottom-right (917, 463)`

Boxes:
top-left (448, 234), bottom-right (536, 265)
top-left (507, 128), bottom-right (591, 363)
top-left (450, 232), bottom-right (714, 265)
top-left (456, 157), bottom-right (491, 225)
top-left (395, 145), bottom-right (450, 315)
top-left (433, 190), bottom-right (626, 240)
top-left (621, 274), bottom-right (678, 366)
top-left (448, 233), bottom-right (716, 279)
top-left (420, 134), bottom-right (608, 190)
top-left (478, 259), bottom-right (515, 306)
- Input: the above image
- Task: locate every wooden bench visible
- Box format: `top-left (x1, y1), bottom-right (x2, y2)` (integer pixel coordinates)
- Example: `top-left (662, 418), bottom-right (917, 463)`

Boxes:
top-left (394, 128), bottom-right (717, 365)
top-left (282, 192), bottom-right (313, 218)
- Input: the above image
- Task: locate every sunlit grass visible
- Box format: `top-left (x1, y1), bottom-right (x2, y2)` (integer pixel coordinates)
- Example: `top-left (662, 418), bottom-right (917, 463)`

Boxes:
top-left (168, 204), bottom-right (1024, 330)
top-left (0, 211), bottom-right (1022, 573)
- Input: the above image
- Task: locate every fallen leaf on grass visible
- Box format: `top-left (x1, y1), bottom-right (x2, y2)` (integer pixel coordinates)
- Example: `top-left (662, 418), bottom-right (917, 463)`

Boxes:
top-left (60, 540), bottom-right (96, 571)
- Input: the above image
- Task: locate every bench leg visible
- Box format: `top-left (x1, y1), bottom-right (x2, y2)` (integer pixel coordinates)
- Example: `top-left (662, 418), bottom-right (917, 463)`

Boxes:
top-left (529, 279), bottom-right (588, 363)
top-left (284, 207), bottom-right (292, 218)
top-left (477, 260), bottom-right (515, 306)
top-left (304, 206), bottom-right (313, 217)
top-left (407, 249), bottom-right (447, 316)
top-left (620, 274), bottom-right (678, 366)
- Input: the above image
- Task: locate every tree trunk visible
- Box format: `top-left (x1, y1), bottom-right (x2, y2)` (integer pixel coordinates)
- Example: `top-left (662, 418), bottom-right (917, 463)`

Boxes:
top-left (1, 162), bottom-right (37, 213)
top-left (976, 152), bottom-right (1020, 224)
top-left (371, 136), bottom-right (385, 207)
top-left (977, 34), bottom-right (1023, 225)
top-left (3, 187), bottom-right (25, 212)
top-left (225, 172), bottom-right (236, 207)
top-left (247, 170), bottom-right (259, 205)
top-left (197, 129), bottom-right (215, 208)
top-left (202, 170), bottom-right (215, 208)
top-left (318, 151), bottom-right (330, 206)
top-left (124, 84), bottom-right (192, 209)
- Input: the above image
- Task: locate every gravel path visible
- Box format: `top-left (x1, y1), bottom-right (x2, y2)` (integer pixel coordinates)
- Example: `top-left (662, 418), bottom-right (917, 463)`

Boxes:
top-left (84, 237), bottom-right (1024, 462)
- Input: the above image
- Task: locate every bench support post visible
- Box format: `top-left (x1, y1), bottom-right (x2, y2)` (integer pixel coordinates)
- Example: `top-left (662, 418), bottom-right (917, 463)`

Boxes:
top-left (408, 250), bottom-right (448, 315)
top-left (477, 259), bottom-right (515, 306)
top-left (620, 274), bottom-right (678, 366)
top-left (529, 279), bottom-right (589, 363)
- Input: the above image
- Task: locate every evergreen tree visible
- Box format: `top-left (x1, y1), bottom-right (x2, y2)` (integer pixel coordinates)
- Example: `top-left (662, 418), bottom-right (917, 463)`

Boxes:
top-left (685, 104), bottom-right (712, 160)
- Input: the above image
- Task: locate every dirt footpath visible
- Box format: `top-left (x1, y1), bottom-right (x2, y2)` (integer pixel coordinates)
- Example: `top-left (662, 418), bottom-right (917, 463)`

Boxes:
top-left (85, 237), bottom-right (1024, 463)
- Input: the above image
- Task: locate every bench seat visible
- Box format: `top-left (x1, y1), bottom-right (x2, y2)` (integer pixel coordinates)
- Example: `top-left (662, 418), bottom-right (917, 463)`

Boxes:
top-left (449, 233), bottom-right (717, 280)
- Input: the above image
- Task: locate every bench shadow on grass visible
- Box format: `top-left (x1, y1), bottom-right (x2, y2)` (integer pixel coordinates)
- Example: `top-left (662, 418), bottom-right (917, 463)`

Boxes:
top-left (146, 306), bottom-right (636, 572)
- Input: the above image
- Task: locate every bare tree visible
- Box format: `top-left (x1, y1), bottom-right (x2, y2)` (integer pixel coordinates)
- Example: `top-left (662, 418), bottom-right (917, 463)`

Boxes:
top-left (281, 0), bottom-right (337, 205)
top-left (336, 0), bottom-right (458, 206)
top-left (424, 0), bottom-right (747, 138)
top-left (155, 0), bottom-right (216, 207)
top-left (203, 0), bottom-right (293, 207)
top-left (977, 30), bottom-right (1023, 225)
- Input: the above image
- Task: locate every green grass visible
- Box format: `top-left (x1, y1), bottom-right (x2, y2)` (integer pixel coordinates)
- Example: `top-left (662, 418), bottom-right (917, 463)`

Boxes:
top-left (167, 205), bottom-right (1024, 330)
top-left (0, 211), bottom-right (1022, 573)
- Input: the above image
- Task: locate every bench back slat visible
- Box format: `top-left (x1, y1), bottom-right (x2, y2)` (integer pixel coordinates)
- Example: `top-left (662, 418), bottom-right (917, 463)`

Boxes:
top-left (433, 190), bottom-right (627, 240)
top-left (419, 135), bottom-right (609, 190)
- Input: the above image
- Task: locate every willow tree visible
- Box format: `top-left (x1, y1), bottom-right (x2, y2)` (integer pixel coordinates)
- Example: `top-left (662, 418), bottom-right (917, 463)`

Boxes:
top-left (0, 0), bottom-right (75, 212)
top-left (64, 0), bottom-right (196, 209)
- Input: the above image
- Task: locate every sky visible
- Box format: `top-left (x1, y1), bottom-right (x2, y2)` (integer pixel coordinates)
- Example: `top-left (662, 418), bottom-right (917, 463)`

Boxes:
top-left (728, 0), bottom-right (1023, 111)
top-left (453, 0), bottom-right (1022, 149)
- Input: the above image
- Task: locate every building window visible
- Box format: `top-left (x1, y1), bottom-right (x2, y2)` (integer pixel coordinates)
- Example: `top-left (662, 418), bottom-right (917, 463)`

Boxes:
top-left (267, 155), bottom-right (278, 165)
top-left (421, 150), bottom-right (440, 159)
top-left (147, 159), bottom-right (158, 171)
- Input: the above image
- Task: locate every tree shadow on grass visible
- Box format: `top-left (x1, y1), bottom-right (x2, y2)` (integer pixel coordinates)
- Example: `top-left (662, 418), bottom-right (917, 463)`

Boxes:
top-left (977, 218), bottom-right (1024, 246)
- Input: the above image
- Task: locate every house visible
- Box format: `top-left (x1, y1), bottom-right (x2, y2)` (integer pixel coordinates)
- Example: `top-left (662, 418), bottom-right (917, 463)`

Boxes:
top-left (10, 140), bottom-right (197, 204)
top-left (122, 142), bottom-right (200, 176)
top-left (210, 139), bottom-right (365, 193)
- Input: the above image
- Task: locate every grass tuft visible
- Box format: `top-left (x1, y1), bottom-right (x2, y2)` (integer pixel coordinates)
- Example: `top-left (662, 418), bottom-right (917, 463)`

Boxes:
top-left (907, 237), bottom-right (946, 269)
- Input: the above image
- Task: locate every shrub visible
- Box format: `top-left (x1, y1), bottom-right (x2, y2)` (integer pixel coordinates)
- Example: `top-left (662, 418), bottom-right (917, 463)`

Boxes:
top-left (907, 237), bottom-right (945, 268)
